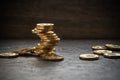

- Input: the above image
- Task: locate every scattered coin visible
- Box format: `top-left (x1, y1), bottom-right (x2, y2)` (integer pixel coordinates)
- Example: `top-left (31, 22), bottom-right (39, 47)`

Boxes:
top-left (14, 48), bottom-right (34, 54)
top-left (93, 50), bottom-right (112, 55)
top-left (104, 53), bottom-right (120, 59)
top-left (92, 45), bottom-right (107, 50)
top-left (0, 52), bottom-right (19, 58)
top-left (105, 44), bottom-right (120, 50)
top-left (79, 54), bottom-right (99, 60)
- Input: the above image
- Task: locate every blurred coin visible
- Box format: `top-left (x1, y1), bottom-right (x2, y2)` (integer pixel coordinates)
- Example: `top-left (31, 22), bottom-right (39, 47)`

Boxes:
top-left (32, 29), bottom-right (43, 33)
top-left (104, 53), bottom-right (120, 59)
top-left (45, 31), bottom-right (54, 35)
top-left (93, 50), bottom-right (112, 55)
top-left (43, 40), bottom-right (59, 43)
top-left (14, 48), bottom-right (33, 54)
top-left (40, 53), bottom-right (64, 61)
top-left (0, 52), bottom-right (19, 58)
top-left (79, 54), bottom-right (99, 60)
top-left (36, 46), bottom-right (55, 50)
top-left (37, 23), bottom-right (53, 31)
top-left (37, 23), bottom-right (54, 26)
top-left (105, 44), bottom-right (120, 50)
top-left (92, 46), bottom-right (107, 50)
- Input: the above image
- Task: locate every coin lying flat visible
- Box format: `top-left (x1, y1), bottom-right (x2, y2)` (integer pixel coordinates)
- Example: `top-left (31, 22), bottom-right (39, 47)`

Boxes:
top-left (40, 53), bottom-right (64, 61)
top-left (79, 54), bottom-right (99, 60)
top-left (0, 52), bottom-right (19, 58)
top-left (93, 50), bottom-right (112, 55)
top-left (104, 53), bottom-right (120, 59)
top-left (92, 46), bottom-right (107, 50)
top-left (105, 44), bottom-right (120, 50)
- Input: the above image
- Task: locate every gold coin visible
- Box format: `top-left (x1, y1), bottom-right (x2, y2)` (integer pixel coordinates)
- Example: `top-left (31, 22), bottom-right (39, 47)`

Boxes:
top-left (32, 29), bottom-right (43, 33)
top-left (14, 48), bottom-right (33, 54)
top-left (36, 46), bottom-right (55, 50)
top-left (45, 31), bottom-right (54, 35)
top-left (105, 44), bottom-right (120, 50)
top-left (41, 42), bottom-right (58, 45)
top-left (79, 54), bottom-right (99, 60)
top-left (104, 53), bottom-right (120, 59)
top-left (41, 43), bottom-right (57, 47)
top-left (37, 23), bottom-right (54, 26)
top-left (45, 38), bottom-right (60, 42)
top-left (45, 33), bottom-right (57, 36)
top-left (41, 37), bottom-right (48, 40)
top-left (36, 23), bottom-right (53, 31)
top-left (45, 32), bottom-right (55, 35)
top-left (45, 37), bottom-right (58, 40)
top-left (33, 49), bottom-right (54, 54)
top-left (40, 37), bottom-right (48, 40)
top-left (40, 53), bottom-right (64, 61)
top-left (92, 46), bottom-right (107, 50)
top-left (0, 52), bottom-right (19, 58)
top-left (93, 50), bottom-right (112, 55)
top-left (36, 27), bottom-right (44, 30)
top-left (37, 34), bottom-right (45, 36)
top-left (32, 29), bottom-right (37, 33)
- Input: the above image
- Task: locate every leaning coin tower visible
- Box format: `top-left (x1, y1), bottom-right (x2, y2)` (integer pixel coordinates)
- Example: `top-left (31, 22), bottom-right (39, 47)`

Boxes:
top-left (32, 23), bottom-right (64, 61)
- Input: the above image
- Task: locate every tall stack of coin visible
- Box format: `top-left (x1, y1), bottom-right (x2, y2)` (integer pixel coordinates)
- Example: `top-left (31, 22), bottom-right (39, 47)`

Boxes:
top-left (32, 23), bottom-right (64, 61)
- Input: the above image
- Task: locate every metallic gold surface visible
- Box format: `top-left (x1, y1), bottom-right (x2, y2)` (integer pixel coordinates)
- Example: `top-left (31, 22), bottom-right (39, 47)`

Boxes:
top-left (40, 53), bottom-right (64, 61)
top-left (92, 46), bottom-right (107, 50)
top-left (14, 23), bottom-right (61, 59)
top-left (5, 23), bottom-right (64, 61)
top-left (79, 54), bottom-right (99, 60)
top-left (105, 44), bottom-right (120, 50)
top-left (31, 23), bottom-right (64, 61)
top-left (104, 53), bottom-right (120, 59)
top-left (0, 52), bottom-right (19, 58)
top-left (93, 50), bottom-right (112, 55)
top-left (14, 48), bottom-right (34, 54)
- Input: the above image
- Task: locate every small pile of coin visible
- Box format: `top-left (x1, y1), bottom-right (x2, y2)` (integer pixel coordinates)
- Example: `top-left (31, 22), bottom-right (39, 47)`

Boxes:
top-left (0, 23), bottom-right (64, 61)
top-left (31, 23), bottom-right (64, 61)
top-left (80, 44), bottom-right (120, 60)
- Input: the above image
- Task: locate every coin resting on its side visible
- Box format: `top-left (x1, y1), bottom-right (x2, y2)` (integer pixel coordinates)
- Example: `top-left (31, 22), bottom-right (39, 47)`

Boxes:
top-left (0, 52), bottom-right (19, 58)
top-left (79, 54), bottom-right (99, 60)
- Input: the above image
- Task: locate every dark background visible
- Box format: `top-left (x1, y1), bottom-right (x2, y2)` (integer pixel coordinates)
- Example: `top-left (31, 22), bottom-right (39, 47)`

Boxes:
top-left (0, 0), bottom-right (120, 39)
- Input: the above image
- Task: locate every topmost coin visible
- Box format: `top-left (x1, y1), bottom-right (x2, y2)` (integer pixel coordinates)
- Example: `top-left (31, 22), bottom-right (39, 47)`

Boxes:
top-left (37, 23), bottom-right (54, 26)
top-left (36, 23), bottom-right (54, 31)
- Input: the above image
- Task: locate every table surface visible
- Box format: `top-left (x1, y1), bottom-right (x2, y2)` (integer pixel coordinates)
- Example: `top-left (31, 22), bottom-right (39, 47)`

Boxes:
top-left (0, 39), bottom-right (120, 80)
